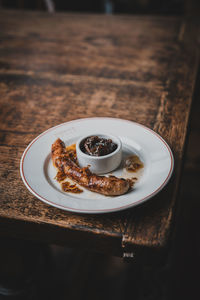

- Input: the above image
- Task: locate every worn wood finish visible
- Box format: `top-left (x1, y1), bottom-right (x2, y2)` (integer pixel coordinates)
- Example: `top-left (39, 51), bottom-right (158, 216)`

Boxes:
top-left (0, 10), bottom-right (199, 259)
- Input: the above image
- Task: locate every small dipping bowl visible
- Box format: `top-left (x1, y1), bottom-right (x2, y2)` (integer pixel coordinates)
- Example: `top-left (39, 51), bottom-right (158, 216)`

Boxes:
top-left (76, 134), bottom-right (122, 174)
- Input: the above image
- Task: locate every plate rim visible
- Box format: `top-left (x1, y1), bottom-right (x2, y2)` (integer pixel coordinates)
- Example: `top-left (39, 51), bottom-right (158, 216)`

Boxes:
top-left (20, 117), bottom-right (174, 214)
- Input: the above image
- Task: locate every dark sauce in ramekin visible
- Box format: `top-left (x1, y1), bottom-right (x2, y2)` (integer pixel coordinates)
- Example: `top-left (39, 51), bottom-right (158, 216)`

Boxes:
top-left (80, 136), bottom-right (117, 157)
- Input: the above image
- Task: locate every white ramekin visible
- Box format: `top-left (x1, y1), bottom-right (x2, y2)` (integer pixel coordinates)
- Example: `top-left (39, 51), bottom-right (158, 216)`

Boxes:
top-left (76, 134), bottom-right (122, 174)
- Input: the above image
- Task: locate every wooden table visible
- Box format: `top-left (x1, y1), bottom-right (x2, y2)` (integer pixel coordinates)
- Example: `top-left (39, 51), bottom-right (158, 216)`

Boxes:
top-left (0, 10), bottom-right (199, 261)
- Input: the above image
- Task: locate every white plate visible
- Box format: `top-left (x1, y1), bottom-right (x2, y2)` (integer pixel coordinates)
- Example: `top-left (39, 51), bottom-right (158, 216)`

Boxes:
top-left (20, 118), bottom-right (174, 214)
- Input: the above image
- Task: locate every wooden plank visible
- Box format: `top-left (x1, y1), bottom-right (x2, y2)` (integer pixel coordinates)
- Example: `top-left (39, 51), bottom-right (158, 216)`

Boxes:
top-left (0, 10), bottom-right (199, 258)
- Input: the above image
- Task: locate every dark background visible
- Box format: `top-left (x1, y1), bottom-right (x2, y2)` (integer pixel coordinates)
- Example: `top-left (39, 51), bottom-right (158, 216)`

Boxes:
top-left (0, 1), bottom-right (200, 300)
top-left (0, 0), bottom-right (199, 15)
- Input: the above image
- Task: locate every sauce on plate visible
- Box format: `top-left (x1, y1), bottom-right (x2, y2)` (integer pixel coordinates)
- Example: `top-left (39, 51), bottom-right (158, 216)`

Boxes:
top-left (61, 181), bottom-right (83, 194)
top-left (125, 155), bottom-right (144, 172)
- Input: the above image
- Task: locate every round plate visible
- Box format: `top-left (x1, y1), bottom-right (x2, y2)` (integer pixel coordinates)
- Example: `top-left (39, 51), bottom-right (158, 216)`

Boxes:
top-left (20, 118), bottom-right (174, 214)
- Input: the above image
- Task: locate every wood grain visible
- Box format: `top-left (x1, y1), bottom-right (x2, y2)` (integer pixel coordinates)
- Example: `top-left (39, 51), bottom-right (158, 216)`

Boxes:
top-left (0, 10), bottom-right (199, 259)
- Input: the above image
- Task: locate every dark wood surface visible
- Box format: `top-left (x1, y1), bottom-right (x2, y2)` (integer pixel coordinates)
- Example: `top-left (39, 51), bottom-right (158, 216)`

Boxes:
top-left (0, 10), bottom-right (199, 259)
